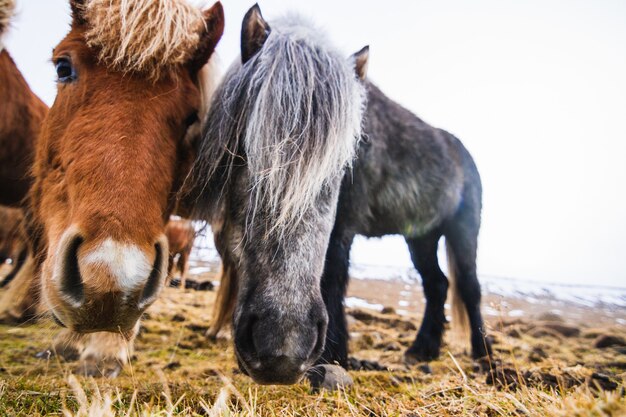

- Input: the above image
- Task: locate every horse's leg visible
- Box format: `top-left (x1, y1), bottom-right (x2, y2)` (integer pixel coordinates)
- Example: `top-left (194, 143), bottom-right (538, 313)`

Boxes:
top-left (404, 231), bottom-right (448, 363)
top-left (76, 325), bottom-right (138, 378)
top-left (0, 245), bottom-right (28, 288)
top-left (164, 254), bottom-right (175, 287)
top-left (317, 228), bottom-right (354, 368)
top-left (444, 210), bottom-right (492, 360)
top-left (0, 254), bottom-right (40, 323)
top-left (179, 248), bottom-right (190, 289)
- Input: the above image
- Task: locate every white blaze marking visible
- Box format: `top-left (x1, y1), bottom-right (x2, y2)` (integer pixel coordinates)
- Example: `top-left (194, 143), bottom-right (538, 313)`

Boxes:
top-left (82, 239), bottom-right (152, 290)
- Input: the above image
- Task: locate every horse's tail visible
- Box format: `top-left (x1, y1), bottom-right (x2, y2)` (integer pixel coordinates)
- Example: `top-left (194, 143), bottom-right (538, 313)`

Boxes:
top-left (207, 260), bottom-right (237, 338)
top-left (446, 239), bottom-right (470, 341)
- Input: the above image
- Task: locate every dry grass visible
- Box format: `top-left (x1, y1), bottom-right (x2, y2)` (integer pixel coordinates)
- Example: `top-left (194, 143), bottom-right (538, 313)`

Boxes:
top-left (1, 282), bottom-right (625, 416)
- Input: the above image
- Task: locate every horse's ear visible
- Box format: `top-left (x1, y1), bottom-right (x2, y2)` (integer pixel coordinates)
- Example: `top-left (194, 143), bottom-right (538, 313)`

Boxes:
top-left (351, 46), bottom-right (369, 81)
top-left (241, 4), bottom-right (271, 64)
top-left (187, 2), bottom-right (225, 74)
top-left (70, 0), bottom-right (87, 27)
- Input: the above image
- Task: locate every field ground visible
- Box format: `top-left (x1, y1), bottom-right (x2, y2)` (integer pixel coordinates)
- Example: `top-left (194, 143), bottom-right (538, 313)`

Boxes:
top-left (1, 263), bottom-right (625, 416)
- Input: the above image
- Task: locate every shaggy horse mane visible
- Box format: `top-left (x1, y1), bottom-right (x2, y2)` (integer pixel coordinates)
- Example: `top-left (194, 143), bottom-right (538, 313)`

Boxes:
top-left (0, 0), bottom-right (15, 49)
top-left (80, 0), bottom-right (207, 80)
top-left (192, 14), bottom-right (366, 236)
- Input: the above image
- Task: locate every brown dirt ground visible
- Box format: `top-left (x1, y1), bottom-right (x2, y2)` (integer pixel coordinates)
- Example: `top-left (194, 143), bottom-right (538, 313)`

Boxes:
top-left (1, 262), bottom-right (625, 416)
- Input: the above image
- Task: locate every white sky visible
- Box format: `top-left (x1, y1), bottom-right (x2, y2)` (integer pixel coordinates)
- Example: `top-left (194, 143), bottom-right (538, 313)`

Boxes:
top-left (4, 0), bottom-right (626, 287)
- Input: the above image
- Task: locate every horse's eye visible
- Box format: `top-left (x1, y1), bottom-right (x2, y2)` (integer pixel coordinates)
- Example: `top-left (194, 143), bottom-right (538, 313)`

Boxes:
top-left (55, 58), bottom-right (76, 83)
top-left (184, 112), bottom-right (199, 128)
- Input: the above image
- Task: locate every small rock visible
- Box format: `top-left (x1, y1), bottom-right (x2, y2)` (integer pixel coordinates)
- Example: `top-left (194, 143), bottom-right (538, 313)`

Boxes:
top-left (186, 323), bottom-right (210, 333)
top-left (383, 342), bottom-right (402, 352)
top-left (381, 306), bottom-right (396, 315)
top-left (348, 357), bottom-right (362, 370)
top-left (536, 312), bottom-right (564, 322)
top-left (171, 313), bottom-right (186, 322)
top-left (525, 370), bottom-right (582, 390)
top-left (604, 361), bottom-right (626, 370)
top-left (541, 323), bottom-right (580, 338)
top-left (473, 357), bottom-right (500, 373)
top-left (306, 364), bottom-right (353, 391)
top-left (528, 346), bottom-right (548, 363)
top-left (594, 335), bottom-right (626, 349)
top-left (507, 328), bottom-right (522, 338)
top-left (201, 368), bottom-right (220, 377)
top-left (589, 372), bottom-right (618, 391)
top-left (582, 329), bottom-right (605, 339)
top-left (196, 281), bottom-right (215, 291)
top-left (163, 361), bottom-right (181, 371)
top-left (528, 326), bottom-right (562, 339)
top-left (417, 363), bottom-right (432, 374)
top-left (347, 357), bottom-right (388, 371)
top-left (486, 367), bottom-right (523, 390)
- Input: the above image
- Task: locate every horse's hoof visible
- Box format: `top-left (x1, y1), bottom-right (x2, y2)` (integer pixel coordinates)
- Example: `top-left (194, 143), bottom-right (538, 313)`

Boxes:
top-left (471, 335), bottom-right (494, 361)
top-left (306, 364), bottom-right (353, 391)
top-left (404, 343), bottom-right (440, 364)
top-left (76, 357), bottom-right (123, 378)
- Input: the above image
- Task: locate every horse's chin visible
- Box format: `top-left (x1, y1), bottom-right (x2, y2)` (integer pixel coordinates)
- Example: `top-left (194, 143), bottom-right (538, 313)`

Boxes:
top-left (234, 347), bottom-right (308, 385)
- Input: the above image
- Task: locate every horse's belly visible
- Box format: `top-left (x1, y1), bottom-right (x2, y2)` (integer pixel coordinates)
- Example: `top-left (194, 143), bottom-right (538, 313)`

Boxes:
top-left (365, 181), bottom-right (461, 238)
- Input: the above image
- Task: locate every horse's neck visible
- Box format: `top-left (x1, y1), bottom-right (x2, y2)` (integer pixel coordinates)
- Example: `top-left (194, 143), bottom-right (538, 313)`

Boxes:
top-left (0, 50), bottom-right (47, 134)
top-left (0, 50), bottom-right (47, 123)
top-left (0, 50), bottom-right (48, 205)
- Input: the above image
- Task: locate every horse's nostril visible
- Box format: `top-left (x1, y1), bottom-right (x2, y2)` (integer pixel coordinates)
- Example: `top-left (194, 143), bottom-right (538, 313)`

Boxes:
top-left (138, 242), bottom-right (165, 309)
top-left (242, 314), bottom-right (259, 352)
top-left (59, 235), bottom-right (84, 306)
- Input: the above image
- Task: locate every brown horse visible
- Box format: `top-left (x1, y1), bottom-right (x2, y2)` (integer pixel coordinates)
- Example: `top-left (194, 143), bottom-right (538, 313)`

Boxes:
top-left (0, 206), bottom-right (27, 287)
top-left (165, 217), bottom-right (196, 289)
top-left (0, 0), bottom-right (48, 207)
top-left (0, 0), bottom-right (224, 377)
top-left (0, 0), bottom-right (46, 321)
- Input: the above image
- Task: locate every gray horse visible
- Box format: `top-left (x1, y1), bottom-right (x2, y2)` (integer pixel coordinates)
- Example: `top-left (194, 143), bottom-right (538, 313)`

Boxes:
top-left (190, 5), bottom-right (369, 384)
top-left (196, 4), bottom-right (491, 385)
top-left (318, 81), bottom-right (491, 368)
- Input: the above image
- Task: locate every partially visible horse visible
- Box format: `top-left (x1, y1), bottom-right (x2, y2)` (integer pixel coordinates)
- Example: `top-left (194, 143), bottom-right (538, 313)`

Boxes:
top-left (190, 5), bottom-right (369, 385)
top-left (0, 0), bottom-right (224, 377)
top-left (206, 11), bottom-right (492, 378)
top-left (0, 0), bottom-right (48, 207)
top-left (0, 0), bottom-right (47, 319)
top-left (0, 206), bottom-right (27, 287)
top-left (316, 81), bottom-right (492, 367)
top-left (165, 217), bottom-right (196, 289)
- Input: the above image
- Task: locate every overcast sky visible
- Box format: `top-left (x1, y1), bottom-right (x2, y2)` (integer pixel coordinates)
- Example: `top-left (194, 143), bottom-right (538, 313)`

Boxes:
top-left (4, 0), bottom-right (626, 287)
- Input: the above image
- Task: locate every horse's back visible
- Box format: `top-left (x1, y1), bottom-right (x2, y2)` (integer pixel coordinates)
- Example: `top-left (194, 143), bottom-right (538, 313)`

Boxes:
top-left (341, 82), bottom-right (480, 238)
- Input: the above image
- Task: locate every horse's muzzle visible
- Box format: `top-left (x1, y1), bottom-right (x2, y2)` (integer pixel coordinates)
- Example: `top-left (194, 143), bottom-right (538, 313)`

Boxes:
top-left (233, 297), bottom-right (328, 385)
top-left (44, 228), bottom-right (168, 334)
